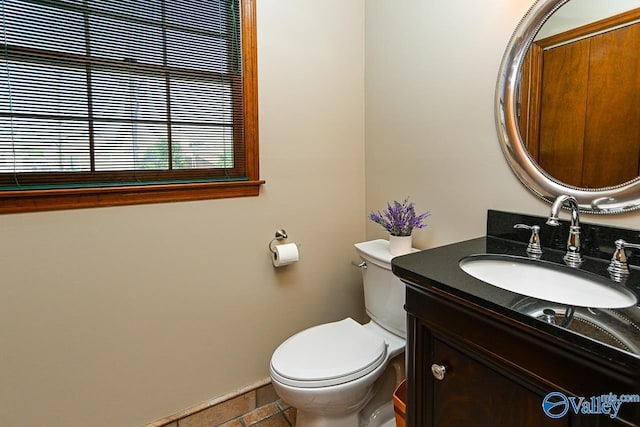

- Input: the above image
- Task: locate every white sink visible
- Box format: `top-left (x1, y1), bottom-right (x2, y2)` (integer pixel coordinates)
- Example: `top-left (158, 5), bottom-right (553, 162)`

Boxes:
top-left (459, 255), bottom-right (638, 309)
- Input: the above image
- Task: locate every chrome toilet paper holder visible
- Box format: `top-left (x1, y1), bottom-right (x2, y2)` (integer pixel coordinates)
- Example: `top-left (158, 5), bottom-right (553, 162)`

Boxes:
top-left (269, 229), bottom-right (288, 253)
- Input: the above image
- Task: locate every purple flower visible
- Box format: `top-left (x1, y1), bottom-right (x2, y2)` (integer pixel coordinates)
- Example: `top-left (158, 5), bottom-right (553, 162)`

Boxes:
top-left (369, 197), bottom-right (430, 236)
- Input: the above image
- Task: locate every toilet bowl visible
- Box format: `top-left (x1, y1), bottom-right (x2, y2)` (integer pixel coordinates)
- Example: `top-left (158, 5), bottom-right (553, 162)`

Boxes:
top-left (269, 239), bottom-right (408, 427)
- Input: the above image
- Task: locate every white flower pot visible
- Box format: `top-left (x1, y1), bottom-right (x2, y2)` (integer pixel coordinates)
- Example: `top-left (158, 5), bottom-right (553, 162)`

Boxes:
top-left (389, 235), bottom-right (412, 256)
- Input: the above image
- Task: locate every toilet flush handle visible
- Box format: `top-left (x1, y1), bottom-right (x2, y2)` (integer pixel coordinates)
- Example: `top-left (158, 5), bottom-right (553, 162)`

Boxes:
top-left (351, 261), bottom-right (367, 269)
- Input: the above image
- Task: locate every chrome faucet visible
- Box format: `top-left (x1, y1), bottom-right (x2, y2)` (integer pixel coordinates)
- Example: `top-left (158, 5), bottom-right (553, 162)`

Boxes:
top-left (546, 195), bottom-right (583, 267)
top-left (607, 239), bottom-right (640, 282)
top-left (513, 223), bottom-right (542, 258)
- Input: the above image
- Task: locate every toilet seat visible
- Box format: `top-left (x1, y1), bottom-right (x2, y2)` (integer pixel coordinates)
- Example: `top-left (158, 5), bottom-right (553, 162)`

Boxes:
top-left (270, 318), bottom-right (388, 388)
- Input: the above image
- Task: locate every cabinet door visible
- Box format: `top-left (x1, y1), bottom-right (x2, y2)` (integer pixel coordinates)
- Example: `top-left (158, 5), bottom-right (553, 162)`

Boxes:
top-left (430, 339), bottom-right (567, 427)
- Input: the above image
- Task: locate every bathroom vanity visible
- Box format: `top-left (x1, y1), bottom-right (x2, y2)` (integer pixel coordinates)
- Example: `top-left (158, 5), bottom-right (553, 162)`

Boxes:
top-left (396, 0), bottom-right (640, 423)
top-left (398, 0), bottom-right (640, 424)
top-left (392, 211), bottom-right (640, 427)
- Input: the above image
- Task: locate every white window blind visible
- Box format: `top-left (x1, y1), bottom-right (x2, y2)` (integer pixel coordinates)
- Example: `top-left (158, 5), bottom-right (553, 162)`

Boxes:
top-left (0, 0), bottom-right (247, 189)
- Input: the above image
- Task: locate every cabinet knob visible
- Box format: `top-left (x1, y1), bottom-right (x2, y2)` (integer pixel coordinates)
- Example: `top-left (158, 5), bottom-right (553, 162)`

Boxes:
top-left (431, 363), bottom-right (447, 381)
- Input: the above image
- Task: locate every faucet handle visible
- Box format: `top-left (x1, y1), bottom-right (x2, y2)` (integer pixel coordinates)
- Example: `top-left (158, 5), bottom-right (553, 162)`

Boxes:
top-left (607, 239), bottom-right (640, 281)
top-left (513, 224), bottom-right (542, 257)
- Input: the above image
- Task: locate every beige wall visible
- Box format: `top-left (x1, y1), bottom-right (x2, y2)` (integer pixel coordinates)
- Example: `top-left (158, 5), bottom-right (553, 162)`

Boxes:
top-left (365, 0), bottom-right (640, 249)
top-left (0, 1), bottom-right (365, 426)
top-left (4, 1), bottom-right (640, 426)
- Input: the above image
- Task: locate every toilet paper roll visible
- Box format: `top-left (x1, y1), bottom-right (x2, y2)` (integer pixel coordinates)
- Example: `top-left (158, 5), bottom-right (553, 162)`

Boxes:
top-left (272, 243), bottom-right (299, 267)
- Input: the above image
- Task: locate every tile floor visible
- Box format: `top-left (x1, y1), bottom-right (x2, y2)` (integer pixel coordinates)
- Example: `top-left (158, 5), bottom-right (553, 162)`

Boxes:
top-left (158, 383), bottom-right (296, 427)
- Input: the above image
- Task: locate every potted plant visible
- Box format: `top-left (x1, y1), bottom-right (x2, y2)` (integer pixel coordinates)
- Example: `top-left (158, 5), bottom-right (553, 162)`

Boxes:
top-left (369, 198), bottom-right (430, 255)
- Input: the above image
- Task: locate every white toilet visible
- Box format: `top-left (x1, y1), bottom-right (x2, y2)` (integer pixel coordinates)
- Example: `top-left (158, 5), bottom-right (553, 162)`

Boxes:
top-left (269, 239), bottom-right (407, 427)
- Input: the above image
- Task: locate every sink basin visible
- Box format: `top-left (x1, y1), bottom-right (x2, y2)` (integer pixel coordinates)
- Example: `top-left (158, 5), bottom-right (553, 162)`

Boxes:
top-left (459, 255), bottom-right (638, 309)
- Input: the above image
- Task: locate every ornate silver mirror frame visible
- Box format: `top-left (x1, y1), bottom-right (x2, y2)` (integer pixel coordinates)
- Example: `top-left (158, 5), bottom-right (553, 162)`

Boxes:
top-left (495, 0), bottom-right (640, 214)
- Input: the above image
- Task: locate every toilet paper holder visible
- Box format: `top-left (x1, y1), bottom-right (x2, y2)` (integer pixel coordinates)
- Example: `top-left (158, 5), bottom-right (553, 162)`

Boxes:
top-left (269, 229), bottom-right (289, 254)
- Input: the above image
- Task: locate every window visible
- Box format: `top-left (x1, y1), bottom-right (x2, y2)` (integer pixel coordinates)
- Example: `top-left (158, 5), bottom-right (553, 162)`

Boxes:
top-left (0, 0), bottom-right (260, 213)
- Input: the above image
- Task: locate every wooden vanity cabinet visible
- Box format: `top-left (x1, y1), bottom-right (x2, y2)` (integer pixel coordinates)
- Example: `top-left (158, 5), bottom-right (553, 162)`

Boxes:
top-left (405, 284), bottom-right (638, 427)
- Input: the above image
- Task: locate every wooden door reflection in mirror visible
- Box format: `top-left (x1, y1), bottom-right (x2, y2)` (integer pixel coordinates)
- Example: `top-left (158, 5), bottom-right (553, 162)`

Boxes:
top-left (519, 8), bottom-right (640, 188)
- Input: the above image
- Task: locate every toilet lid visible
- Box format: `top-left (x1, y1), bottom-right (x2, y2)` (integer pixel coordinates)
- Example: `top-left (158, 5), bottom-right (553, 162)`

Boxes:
top-left (270, 318), bottom-right (388, 388)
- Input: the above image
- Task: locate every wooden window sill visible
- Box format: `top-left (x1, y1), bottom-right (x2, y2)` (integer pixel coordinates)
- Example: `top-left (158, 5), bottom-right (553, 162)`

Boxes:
top-left (0, 180), bottom-right (265, 213)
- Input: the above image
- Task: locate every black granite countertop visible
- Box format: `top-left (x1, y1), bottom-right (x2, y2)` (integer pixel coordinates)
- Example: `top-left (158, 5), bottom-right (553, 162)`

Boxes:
top-left (391, 210), bottom-right (640, 369)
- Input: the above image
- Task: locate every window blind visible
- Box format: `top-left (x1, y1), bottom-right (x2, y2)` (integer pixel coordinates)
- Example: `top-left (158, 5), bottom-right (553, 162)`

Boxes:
top-left (0, 0), bottom-right (246, 189)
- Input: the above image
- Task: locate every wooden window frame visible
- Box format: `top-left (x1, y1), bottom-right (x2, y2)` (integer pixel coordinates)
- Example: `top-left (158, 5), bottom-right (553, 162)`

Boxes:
top-left (0, 0), bottom-right (262, 214)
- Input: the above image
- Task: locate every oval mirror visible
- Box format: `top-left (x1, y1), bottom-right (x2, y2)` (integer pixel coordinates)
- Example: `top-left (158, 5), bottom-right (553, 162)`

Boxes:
top-left (496, 0), bottom-right (640, 213)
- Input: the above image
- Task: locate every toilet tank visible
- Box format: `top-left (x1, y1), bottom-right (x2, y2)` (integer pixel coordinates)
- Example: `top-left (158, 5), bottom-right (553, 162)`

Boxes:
top-left (354, 239), bottom-right (407, 338)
